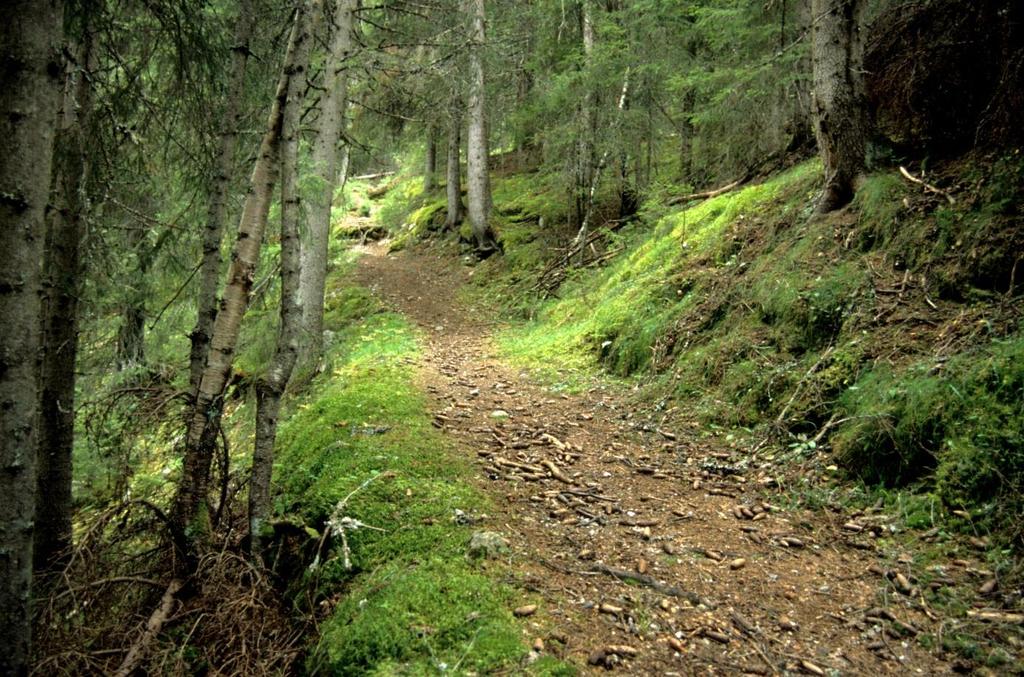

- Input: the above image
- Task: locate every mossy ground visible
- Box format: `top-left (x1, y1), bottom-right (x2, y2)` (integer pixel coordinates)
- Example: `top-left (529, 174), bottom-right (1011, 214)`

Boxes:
top-left (264, 279), bottom-right (549, 674)
top-left (326, 152), bottom-right (1021, 668)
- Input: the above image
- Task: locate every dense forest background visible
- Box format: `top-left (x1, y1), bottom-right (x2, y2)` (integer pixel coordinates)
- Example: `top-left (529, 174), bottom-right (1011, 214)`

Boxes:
top-left (1, 0), bottom-right (1022, 674)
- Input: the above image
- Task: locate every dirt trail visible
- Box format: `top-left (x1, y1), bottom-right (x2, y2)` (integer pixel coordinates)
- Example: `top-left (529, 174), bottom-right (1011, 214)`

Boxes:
top-left (355, 242), bottom-right (954, 675)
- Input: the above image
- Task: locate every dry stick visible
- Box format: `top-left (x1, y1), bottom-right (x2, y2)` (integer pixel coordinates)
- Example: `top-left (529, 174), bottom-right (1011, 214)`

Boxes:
top-left (898, 166), bottom-right (956, 205)
top-left (113, 578), bottom-right (183, 677)
top-left (774, 345), bottom-right (834, 429)
top-left (667, 176), bottom-right (748, 206)
top-left (541, 459), bottom-right (573, 484)
top-left (311, 472), bottom-right (393, 569)
top-left (588, 562), bottom-right (715, 609)
top-left (52, 576), bottom-right (166, 602)
top-left (350, 171), bottom-right (395, 181)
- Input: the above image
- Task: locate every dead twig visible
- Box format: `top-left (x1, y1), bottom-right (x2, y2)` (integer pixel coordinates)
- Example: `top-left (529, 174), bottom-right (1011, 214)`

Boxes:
top-left (898, 166), bottom-right (956, 205)
top-left (113, 579), bottom-right (183, 677)
top-left (588, 562), bottom-right (715, 608)
top-left (667, 176), bottom-right (748, 206)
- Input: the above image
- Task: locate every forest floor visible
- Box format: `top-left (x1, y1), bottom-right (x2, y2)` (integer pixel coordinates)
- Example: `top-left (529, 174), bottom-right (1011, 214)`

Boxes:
top-left (353, 239), bottom-right (968, 676)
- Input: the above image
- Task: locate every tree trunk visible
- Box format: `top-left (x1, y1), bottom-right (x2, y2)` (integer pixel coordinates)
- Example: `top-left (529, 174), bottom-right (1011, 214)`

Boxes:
top-left (423, 125), bottom-right (437, 193)
top-left (189, 0), bottom-right (254, 395)
top-left (172, 5), bottom-right (310, 554)
top-left (574, 0), bottom-right (596, 230)
top-left (299, 0), bottom-right (355, 367)
top-left (444, 98), bottom-right (464, 229)
top-left (677, 90), bottom-right (696, 181)
top-left (0, 1), bottom-right (64, 672)
top-left (574, 70), bottom-right (630, 261)
top-left (35, 26), bottom-right (93, 575)
top-left (250, 0), bottom-right (318, 553)
top-left (464, 0), bottom-right (498, 254)
top-left (810, 0), bottom-right (869, 212)
top-left (116, 224), bottom-right (148, 371)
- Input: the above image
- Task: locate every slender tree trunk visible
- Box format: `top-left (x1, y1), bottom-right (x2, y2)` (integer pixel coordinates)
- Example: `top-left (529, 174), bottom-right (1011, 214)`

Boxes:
top-left (423, 124), bottom-right (437, 193)
top-left (35, 27), bottom-right (93, 575)
top-left (250, 0), bottom-right (318, 553)
top-left (189, 0), bottom-right (254, 395)
top-left (574, 70), bottom-right (630, 261)
top-left (444, 98), bottom-right (464, 229)
top-left (115, 220), bottom-right (150, 368)
top-left (299, 0), bottom-right (355, 366)
top-left (810, 0), bottom-right (869, 212)
top-left (677, 90), bottom-right (695, 181)
top-left (172, 7), bottom-right (310, 553)
top-left (574, 0), bottom-right (596, 230)
top-left (116, 224), bottom-right (148, 371)
top-left (0, 1), bottom-right (64, 672)
top-left (464, 0), bottom-right (498, 254)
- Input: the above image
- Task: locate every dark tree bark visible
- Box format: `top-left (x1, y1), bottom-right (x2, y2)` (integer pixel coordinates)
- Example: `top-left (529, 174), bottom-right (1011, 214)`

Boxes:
top-left (172, 5), bottom-right (310, 554)
top-left (0, 1), bottom-right (64, 672)
top-left (189, 0), bottom-right (254, 395)
top-left (115, 220), bottom-right (152, 371)
top-left (444, 97), bottom-right (464, 229)
top-left (810, 0), bottom-right (869, 212)
top-left (35, 24), bottom-right (93, 575)
top-left (250, 0), bottom-right (317, 553)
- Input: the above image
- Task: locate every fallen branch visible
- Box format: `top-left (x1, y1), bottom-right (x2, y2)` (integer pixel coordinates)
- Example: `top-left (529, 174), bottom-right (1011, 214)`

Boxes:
top-left (966, 610), bottom-right (1024, 624)
top-left (540, 459), bottom-right (573, 484)
top-left (588, 562), bottom-right (714, 608)
top-left (898, 166), bottom-right (955, 205)
top-left (351, 171), bottom-right (395, 181)
top-left (668, 176), bottom-right (747, 206)
top-left (53, 576), bottom-right (166, 602)
top-left (113, 579), bottom-right (183, 677)
top-left (311, 471), bottom-right (394, 571)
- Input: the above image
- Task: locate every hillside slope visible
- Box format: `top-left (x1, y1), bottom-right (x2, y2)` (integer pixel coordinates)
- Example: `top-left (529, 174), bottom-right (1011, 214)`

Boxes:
top-left (374, 149), bottom-right (1024, 565)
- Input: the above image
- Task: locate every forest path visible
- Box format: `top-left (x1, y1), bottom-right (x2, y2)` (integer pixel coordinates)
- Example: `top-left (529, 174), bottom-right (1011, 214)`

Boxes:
top-left (353, 241), bottom-right (951, 675)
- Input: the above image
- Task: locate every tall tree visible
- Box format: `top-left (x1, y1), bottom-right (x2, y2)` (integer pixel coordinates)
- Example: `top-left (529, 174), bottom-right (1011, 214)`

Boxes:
top-left (445, 95), bottom-right (464, 229)
top-left (0, 1), bottom-right (64, 671)
top-left (189, 0), bottom-right (255, 394)
top-left (35, 18), bottom-right (94, 574)
top-left (574, 0), bottom-right (596, 230)
top-left (810, 0), bottom-right (869, 212)
top-left (464, 0), bottom-right (498, 254)
top-left (299, 0), bottom-right (357, 366)
top-left (251, 0), bottom-right (318, 551)
top-left (423, 123), bottom-right (437, 193)
top-left (115, 223), bottom-right (149, 371)
top-left (172, 5), bottom-right (311, 551)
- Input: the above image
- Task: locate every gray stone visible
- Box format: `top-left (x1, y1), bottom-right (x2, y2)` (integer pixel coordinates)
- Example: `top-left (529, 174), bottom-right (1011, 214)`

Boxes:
top-left (467, 531), bottom-right (509, 559)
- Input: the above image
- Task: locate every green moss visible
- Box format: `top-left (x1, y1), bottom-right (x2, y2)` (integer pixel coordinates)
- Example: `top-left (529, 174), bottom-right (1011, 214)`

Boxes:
top-left (313, 558), bottom-right (523, 675)
top-left (271, 290), bottom-right (540, 673)
top-left (498, 162), bottom-right (820, 380)
top-left (834, 335), bottom-right (1024, 544)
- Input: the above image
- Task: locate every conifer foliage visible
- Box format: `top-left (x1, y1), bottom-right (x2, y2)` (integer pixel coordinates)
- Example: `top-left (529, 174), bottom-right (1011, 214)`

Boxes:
top-left (0, 0), bottom-right (1021, 672)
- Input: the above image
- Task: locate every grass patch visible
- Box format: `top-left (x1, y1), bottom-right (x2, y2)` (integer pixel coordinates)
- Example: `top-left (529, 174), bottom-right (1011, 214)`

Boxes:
top-left (270, 278), bottom-right (537, 674)
top-left (482, 152), bottom-right (1023, 553)
top-left (834, 335), bottom-right (1024, 544)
